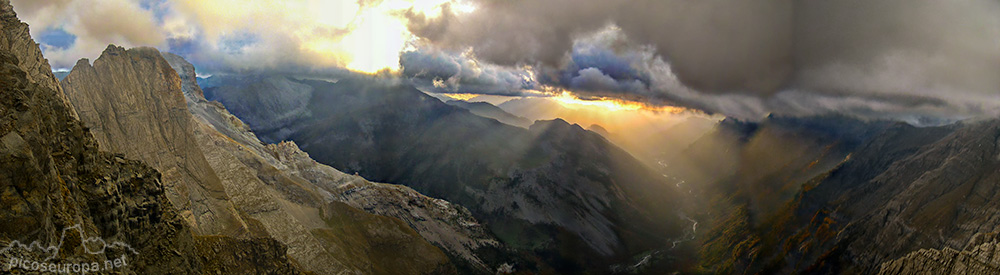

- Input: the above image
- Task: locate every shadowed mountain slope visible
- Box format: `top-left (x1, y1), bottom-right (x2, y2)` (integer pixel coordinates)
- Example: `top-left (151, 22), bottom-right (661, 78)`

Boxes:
top-left (204, 74), bottom-right (691, 273)
top-left (165, 52), bottom-right (512, 274)
top-left (694, 115), bottom-right (1000, 274)
top-left (445, 100), bottom-right (532, 128)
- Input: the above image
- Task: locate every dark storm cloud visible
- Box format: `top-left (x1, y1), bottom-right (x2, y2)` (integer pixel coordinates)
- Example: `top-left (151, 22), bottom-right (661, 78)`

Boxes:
top-left (405, 0), bottom-right (1000, 121)
top-left (407, 0), bottom-right (792, 93)
top-left (534, 29), bottom-right (653, 96)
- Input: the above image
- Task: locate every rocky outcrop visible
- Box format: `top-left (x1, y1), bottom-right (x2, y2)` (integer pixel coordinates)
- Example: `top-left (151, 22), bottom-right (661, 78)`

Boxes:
top-left (0, 4), bottom-right (301, 272)
top-left (165, 53), bottom-right (507, 273)
top-left (60, 45), bottom-right (249, 237)
top-left (0, 0), bottom-right (75, 118)
top-left (879, 233), bottom-right (1000, 275)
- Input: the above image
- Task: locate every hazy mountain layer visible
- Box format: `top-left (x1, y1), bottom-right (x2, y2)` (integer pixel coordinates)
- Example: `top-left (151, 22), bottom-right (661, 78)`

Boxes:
top-left (694, 116), bottom-right (1000, 273)
top-left (445, 100), bottom-right (532, 128)
top-left (165, 52), bottom-right (510, 273)
top-left (204, 74), bottom-right (690, 273)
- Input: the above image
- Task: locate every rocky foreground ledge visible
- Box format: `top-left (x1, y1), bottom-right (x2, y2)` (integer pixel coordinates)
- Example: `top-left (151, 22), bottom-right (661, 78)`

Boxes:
top-left (880, 233), bottom-right (1000, 275)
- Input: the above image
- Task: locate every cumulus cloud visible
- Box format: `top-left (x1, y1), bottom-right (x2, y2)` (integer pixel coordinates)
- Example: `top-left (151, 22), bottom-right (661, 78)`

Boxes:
top-left (406, 0), bottom-right (792, 93)
top-left (400, 47), bottom-right (537, 96)
top-left (13, 0), bottom-right (457, 73)
top-left (11, 0), bottom-right (165, 69)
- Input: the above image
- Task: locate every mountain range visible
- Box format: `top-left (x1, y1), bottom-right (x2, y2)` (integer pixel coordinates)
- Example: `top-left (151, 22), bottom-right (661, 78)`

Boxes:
top-left (2, 0), bottom-right (998, 273)
top-left (201, 74), bottom-right (693, 272)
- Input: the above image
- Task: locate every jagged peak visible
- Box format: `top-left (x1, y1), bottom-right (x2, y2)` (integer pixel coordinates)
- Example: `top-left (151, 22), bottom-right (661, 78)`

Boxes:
top-left (73, 58), bottom-right (91, 68)
top-left (97, 45), bottom-right (163, 61)
top-left (101, 44), bottom-right (127, 56)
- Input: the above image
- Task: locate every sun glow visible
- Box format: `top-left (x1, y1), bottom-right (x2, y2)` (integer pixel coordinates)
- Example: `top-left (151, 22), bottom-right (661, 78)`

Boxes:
top-left (441, 93), bottom-right (481, 101)
top-left (300, 0), bottom-right (472, 74)
top-left (552, 92), bottom-right (687, 113)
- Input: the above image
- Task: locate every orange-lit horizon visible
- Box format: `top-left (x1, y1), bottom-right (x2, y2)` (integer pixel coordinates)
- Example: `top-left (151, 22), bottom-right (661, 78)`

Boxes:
top-left (551, 91), bottom-right (689, 114)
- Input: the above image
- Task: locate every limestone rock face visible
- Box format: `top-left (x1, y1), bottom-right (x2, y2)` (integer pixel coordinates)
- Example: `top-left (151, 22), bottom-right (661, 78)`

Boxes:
top-left (0, 5), bottom-right (301, 272)
top-left (879, 233), bottom-right (1000, 275)
top-left (165, 52), bottom-right (506, 273)
top-left (0, 0), bottom-right (75, 117)
top-left (62, 47), bottom-right (458, 274)
top-left (60, 45), bottom-right (249, 237)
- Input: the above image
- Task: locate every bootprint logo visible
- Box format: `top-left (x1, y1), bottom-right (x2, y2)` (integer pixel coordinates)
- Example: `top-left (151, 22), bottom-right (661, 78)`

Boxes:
top-left (0, 224), bottom-right (138, 273)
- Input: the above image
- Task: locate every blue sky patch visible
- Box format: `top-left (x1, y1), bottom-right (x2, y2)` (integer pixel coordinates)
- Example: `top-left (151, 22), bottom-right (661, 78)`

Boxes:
top-left (38, 28), bottom-right (76, 50)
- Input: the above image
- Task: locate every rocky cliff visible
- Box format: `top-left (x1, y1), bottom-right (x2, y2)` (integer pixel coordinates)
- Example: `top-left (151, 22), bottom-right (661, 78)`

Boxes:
top-left (879, 232), bottom-right (1000, 275)
top-left (60, 46), bottom-right (249, 237)
top-left (60, 46), bottom-right (460, 274)
top-left (0, 0), bottom-right (75, 118)
top-left (0, 2), bottom-right (300, 272)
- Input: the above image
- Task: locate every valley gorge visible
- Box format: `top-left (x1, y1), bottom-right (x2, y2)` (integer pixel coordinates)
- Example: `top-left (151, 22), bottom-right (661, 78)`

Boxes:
top-left (2, 0), bottom-right (1000, 274)
top-left (202, 74), bottom-right (693, 272)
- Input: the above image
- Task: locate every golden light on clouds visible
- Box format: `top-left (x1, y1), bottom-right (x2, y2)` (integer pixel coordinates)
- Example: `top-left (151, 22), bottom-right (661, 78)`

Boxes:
top-left (552, 92), bottom-right (688, 113)
top-left (171, 0), bottom-right (472, 73)
top-left (310, 0), bottom-right (469, 73)
top-left (440, 93), bottom-right (482, 101)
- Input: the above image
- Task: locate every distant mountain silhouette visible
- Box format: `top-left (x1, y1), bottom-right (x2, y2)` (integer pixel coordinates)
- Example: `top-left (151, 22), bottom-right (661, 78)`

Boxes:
top-left (445, 100), bottom-right (532, 128)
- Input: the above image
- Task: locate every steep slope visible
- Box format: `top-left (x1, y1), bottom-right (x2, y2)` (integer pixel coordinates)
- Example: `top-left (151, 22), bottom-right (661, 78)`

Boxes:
top-left (0, 3), bottom-right (300, 272)
top-left (696, 117), bottom-right (1000, 274)
top-left (0, 0), bottom-right (74, 118)
top-left (204, 74), bottom-right (690, 273)
top-left (809, 119), bottom-right (1000, 273)
top-left (445, 100), bottom-right (532, 128)
top-left (670, 115), bottom-right (914, 273)
top-left (60, 46), bottom-right (248, 236)
top-left (60, 47), bottom-right (458, 274)
top-left (163, 52), bottom-right (510, 273)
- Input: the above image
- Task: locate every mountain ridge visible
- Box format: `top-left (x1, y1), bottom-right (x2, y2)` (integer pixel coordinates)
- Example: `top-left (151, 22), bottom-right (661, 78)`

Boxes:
top-left (0, 1), bottom-right (302, 272)
top-left (203, 73), bottom-right (692, 272)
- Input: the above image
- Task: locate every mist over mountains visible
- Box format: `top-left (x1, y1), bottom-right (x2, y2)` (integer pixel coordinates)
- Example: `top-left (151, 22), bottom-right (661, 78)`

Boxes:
top-left (2, 1), bottom-right (1000, 274)
top-left (201, 73), bottom-right (694, 272)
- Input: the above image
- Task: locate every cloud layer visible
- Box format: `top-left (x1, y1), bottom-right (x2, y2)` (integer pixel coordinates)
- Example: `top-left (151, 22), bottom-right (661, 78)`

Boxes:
top-left (10, 0), bottom-right (1000, 122)
top-left (12, 0), bottom-right (454, 73)
top-left (11, 0), bottom-right (165, 69)
top-left (399, 47), bottom-right (537, 96)
top-left (406, 0), bottom-right (1000, 122)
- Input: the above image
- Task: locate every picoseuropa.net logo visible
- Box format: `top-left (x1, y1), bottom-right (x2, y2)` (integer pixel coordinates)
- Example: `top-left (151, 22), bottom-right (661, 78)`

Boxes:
top-left (0, 224), bottom-right (138, 274)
